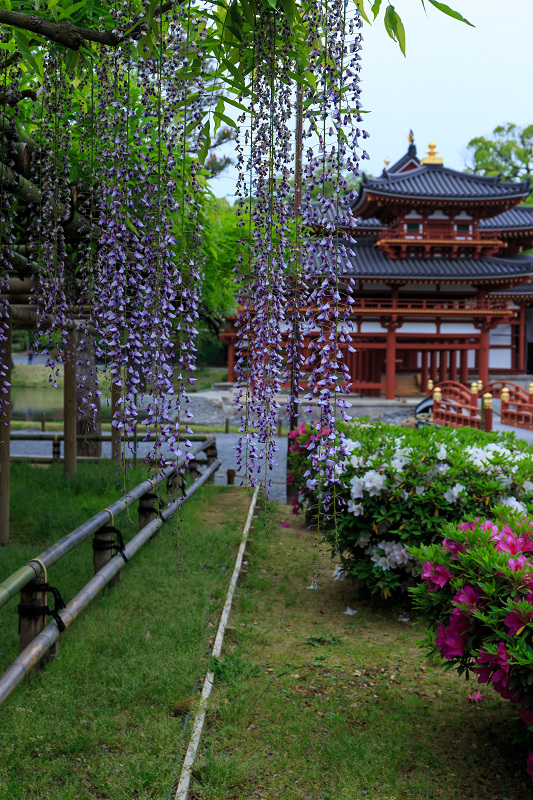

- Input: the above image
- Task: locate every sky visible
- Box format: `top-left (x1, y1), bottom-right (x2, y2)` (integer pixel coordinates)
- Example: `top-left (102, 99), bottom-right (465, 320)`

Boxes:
top-left (209, 0), bottom-right (533, 200)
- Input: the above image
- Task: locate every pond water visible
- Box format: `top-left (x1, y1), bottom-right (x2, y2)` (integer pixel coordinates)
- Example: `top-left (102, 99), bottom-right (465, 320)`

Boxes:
top-left (11, 388), bottom-right (112, 422)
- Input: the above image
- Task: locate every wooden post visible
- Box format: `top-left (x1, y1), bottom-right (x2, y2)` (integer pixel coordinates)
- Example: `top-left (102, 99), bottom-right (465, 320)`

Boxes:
top-left (138, 491), bottom-right (158, 531)
top-left (41, 412), bottom-right (45, 432)
top-left (63, 327), bottom-right (77, 476)
top-left (93, 525), bottom-right (115, 575)
top-left (225, 418), bottom-right (229, 434)
top-left (18, 577), bottom-right (58, 663)
top-left (483, 393), bottom-right (493, 433)
top-left (439, 349), bottom-right (447, 383)
top-left (479, 326), bottom-right (490, 389)
top-left (205, 443), bottom-right (218, 484)
top-left (421, 350), bottom-right (428, 392)
top-left (0, 315), bottom-right (11, 545)
top-left (52, 434), bottom-right (60, 463)
top-left (460, 349), bottom-right (468, 385)
top-left (430, 350), bottom-right (438, 383)
top-left (227, 468), bottom-right (236, 485)
top-left (188, 457), bottom-right (201, 483)
top-left (519, 303), bottom-right (526, 372)
top-left (93, 525), bottom-right (121, 587)
top-left (449, 349), bottom-right (457, 382)
top-left (111, 381), bottom-right (121, 463)
top-left (385, 323), bottom-right (397, 400)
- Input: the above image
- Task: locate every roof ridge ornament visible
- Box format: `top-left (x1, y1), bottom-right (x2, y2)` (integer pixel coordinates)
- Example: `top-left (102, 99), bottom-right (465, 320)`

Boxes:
top-left (420, 140), bottom-right (444, 165)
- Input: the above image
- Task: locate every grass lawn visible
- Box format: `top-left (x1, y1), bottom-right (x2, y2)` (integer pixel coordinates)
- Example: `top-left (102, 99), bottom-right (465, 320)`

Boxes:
top-left (186, 505), bottom-right (533, 800)
top-left (10, 365), bottom-right (227, 394)
top-left (0, 464), bottom-right (252, 800)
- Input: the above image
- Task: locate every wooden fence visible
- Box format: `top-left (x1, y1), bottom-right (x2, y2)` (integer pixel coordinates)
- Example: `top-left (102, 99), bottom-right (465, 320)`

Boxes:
top-left (0, 437), bottom-right (220, 706)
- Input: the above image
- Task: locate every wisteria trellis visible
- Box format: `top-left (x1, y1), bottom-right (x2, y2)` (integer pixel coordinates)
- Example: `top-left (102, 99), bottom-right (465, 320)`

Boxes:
top-left (0, 0), bottom-right (367, 511)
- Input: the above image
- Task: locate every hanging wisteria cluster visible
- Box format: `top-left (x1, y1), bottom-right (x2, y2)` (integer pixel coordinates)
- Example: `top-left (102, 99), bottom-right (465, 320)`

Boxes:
top-left (234, 12), bottom-right (294, 490)
top-left (233, 0), bottom-right (367, 509)
top-left (0, 0), bottom-right (367, 514)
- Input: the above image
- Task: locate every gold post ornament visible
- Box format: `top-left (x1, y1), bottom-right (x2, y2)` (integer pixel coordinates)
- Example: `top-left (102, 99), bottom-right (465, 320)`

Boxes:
top-left (471, 382), bottom-right (479, 395)
top-left (529, 382), bottom-right (533, 395)
top-left (501, 387), bottom-right (510, 403)
top-left (420, 141), bottom-right (443, 165)
top-left (433, 387), bottom-right (442, 403)
top-left (483, 392), bottom-right (493, 409)
top-left (477, 379), bottom-right (483, 392)
top-left (427, 379), bottom-right (434, 392)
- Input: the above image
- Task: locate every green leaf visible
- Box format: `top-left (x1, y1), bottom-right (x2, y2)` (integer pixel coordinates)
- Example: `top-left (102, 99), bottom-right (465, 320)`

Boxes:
top-left (355, 0), bottom-right (371, 23)
top-left (56, 1), bottom-right (86, 19)
top-left (197, 121), bottom-right (211, 165)
top-left (427, 0), bottom-right (474, 26)
top-left (384, 5), bottom-right (406, 55)
top-left (371, 0), bottom-right (382, 19)
top-left (214, 110), bottom-right (237, 129)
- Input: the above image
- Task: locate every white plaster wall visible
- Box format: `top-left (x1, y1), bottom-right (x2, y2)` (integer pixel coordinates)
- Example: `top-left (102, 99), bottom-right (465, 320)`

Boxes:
top-left (440, 322), bottom-right (477, 334)
top-left (489, 348), bottom-right (512, 369)
top-left (397, 321), bottom-right (437, 334)
top-left (489, 325), bottom-right (512, 346)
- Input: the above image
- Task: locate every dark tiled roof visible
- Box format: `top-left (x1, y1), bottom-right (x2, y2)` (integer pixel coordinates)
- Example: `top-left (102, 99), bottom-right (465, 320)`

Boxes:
top-left (480, 205), bottom-right (533, 230)
top-left (353, 166), bottom-right (531, 203)
top-left (307, 201), bottom-right (383, 231)
top-left (312, 240), bottom-right (533, 282)
top-left (385, 142), bottom-right (419, 174)
top-left (490, 282), bottom-right (533, 297)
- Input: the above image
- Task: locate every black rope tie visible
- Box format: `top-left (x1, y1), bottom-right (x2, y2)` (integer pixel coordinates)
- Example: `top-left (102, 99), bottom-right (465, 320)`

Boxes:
top-left (18, 581), bottom-right (66, 633)
top-left (93, 526), bottom-right (129, 562)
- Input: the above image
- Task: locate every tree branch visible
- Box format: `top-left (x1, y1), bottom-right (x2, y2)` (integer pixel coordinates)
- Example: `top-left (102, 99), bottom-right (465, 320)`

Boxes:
top-left (0, 3), bottom-right (175, 52)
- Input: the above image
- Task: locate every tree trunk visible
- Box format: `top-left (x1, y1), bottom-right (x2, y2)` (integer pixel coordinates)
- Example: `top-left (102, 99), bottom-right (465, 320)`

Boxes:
top-left (76, 334), bottom-right (102, 457)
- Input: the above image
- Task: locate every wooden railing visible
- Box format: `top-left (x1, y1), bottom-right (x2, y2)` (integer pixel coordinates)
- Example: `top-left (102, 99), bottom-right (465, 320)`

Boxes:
top-left (429, 380), bottom-right (483, 430)
top-left (0, 438), bottom-right (220, 706)
top-left (483, 381), bottom-right (533, 430)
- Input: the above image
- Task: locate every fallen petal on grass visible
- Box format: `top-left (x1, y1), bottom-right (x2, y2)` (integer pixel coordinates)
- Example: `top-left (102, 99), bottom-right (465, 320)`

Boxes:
top-left (344, 607), bottom-right (358, 615)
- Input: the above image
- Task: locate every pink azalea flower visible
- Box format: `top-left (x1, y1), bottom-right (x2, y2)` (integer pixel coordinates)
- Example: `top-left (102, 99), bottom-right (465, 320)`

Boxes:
top-left (422, 561), bottom-right (452, 592)
top-left (296, 531), bottom-right (303, 536)
top-left (504, 607), bottom-right (533, 636)
top-left (520, 708), bottom-right (533, 727)
top-left (507, 555), bottom-right (529, 572)
top-left (473, 642), bottom-right (510, 685)
top-left (281, 522), bottom-right (290, 528)
top-left (453, 585), bottom-right (479, 613)
top-left (468, 692), bottom-right (485, 703)
top-left (443, 539), bottom-right (466, 558)
top-left (435, 610), bottom-right (470, 659)
top-left (527, 752), bottom-right (533, 780)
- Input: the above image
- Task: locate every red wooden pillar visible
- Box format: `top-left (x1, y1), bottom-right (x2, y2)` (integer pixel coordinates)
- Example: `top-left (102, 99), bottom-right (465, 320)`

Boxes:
top-left (449, 349), bottom-right (457, 382)
top-left (421, 350), bottom-right (429, 391)
top-left (479, 326), bottom-right (490, 388)
top-left (439, 349), bottom-right (447, 383)
top-left (385, 323), bottom-right (397, 400)
top-left (519, 303), bottom-right (526, 372)
top-left (227, 340), bottom-right (235, 383)
top-left (460, 349), bottom-right (468, 385)
top-left (430, 350), bottom-right (438, 383)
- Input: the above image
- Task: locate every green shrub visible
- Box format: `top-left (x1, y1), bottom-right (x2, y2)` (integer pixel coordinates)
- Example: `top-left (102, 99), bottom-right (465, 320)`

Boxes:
top-left (409, 509), bottom-right (533, 782)
top-left (289, 421), bottom-right (533, 597)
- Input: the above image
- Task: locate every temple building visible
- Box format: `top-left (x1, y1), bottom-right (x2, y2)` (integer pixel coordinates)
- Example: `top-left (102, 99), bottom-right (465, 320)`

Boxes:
top-left (222, 134), bottom-right (533, 398)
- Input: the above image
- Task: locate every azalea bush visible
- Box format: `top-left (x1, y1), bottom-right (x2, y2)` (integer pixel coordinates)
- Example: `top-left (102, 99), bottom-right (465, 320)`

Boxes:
top-left (288, 420), bottom-right (533, 596)
top-left (409, 510), bottom-right (533, 782)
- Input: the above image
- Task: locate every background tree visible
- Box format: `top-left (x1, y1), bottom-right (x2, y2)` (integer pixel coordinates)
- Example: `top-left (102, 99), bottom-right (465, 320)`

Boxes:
top-left (466, 123), bottom-right (533, 204)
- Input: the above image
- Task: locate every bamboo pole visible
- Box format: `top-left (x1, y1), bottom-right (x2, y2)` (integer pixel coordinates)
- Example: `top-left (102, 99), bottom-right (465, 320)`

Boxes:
top-left (0, 458), bottom-right (221, 706)
top-left (0, 316), bottom-right (11, 545)
top-left (63, 327), bottom-right (77, 476)
top-left (0, 438), bottom-right (217, 611)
